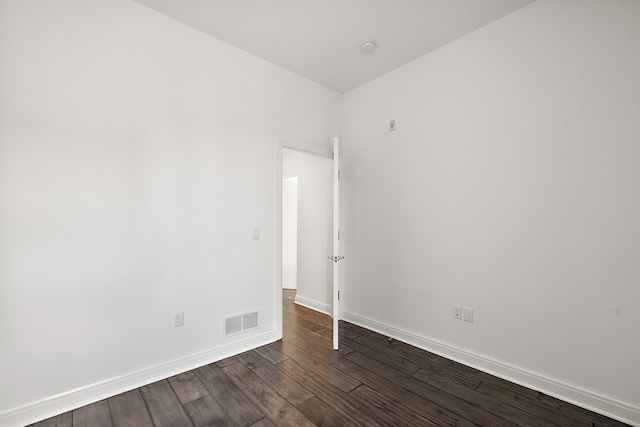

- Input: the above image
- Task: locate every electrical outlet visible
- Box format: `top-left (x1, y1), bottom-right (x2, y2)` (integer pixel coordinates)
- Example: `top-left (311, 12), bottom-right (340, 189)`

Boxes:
top-left (174, 312), bottom-right (184, 327)
top-left (463, 307), bottom-right (473, 323)
top-left (453, 305), bottom-right (462, 320)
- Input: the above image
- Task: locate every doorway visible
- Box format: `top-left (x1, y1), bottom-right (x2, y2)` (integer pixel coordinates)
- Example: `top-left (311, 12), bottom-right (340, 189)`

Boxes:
top-left (282, 176), bottom-right (298, 290)
top-left (275, 138), bottom-right (334, 343)
top-left (281, 148), bottom-right (333, 312)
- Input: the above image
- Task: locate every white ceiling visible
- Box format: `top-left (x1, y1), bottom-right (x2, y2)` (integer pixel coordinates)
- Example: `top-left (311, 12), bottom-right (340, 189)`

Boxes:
top-left (133, 0), bottom-right (536, 93)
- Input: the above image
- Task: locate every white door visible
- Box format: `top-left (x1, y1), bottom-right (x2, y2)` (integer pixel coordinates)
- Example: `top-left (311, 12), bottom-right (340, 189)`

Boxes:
top-left (331, 137), bottom-right (342, 350)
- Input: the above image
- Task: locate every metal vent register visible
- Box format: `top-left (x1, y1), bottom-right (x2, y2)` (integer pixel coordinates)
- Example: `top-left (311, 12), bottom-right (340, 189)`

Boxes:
top-left (224, 311), bottom-right (258, 336)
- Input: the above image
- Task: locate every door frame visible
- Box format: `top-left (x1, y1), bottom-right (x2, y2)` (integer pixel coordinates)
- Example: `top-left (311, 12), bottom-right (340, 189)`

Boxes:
top-left (275, 137), bottom-right (333, 340)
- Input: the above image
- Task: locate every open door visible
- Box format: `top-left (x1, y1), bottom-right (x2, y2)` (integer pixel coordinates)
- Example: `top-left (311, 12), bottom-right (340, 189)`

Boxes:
top-left (331, 137), bottom-right (342, 350)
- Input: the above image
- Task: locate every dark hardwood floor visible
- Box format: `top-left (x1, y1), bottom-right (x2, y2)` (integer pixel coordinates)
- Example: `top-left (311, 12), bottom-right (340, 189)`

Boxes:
top-left (32, 290), bottom-right (630, 426)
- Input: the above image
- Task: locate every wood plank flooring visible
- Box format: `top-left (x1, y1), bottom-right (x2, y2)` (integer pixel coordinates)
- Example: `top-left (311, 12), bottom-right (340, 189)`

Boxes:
top-left (31, 290), bottom-right (631, 426)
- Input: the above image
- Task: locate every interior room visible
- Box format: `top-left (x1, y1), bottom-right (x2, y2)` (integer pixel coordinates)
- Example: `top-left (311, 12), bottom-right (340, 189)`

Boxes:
top-left (1, 0), bottom-right (639, 425)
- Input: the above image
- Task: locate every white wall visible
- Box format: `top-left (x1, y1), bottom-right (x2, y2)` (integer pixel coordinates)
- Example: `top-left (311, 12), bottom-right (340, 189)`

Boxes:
top-left (0, 0), bottom-right (339, 424)
top-left (296, 152), bottom-right (333, 313)
top-left (282, 177), bottom-right (298, 289)
top-left (341, 0), bottom-right (640, 424)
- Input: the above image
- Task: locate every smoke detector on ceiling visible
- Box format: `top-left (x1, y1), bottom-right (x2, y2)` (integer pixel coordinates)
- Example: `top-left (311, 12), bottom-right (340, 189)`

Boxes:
top-left (360, 40), bottom-right (376, 54)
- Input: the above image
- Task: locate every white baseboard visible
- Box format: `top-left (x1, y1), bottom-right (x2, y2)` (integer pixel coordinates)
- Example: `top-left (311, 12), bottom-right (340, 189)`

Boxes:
top-left (0, 330), bottom-right (278, 427)
top-left (294, 294), bottom-right (331, 315)
top-left (342, 311), bottom-right (640, 427)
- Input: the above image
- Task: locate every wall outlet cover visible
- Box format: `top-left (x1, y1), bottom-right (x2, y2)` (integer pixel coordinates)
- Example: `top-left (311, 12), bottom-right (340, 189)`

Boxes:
top-left (174, 312), bottom-right (185, 327)
top-left (453, 305), bottom-right (462, 319)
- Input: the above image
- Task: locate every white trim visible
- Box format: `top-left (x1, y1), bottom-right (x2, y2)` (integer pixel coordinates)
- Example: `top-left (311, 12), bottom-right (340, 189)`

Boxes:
top-left (278, 136), bottom-right (333, 159)
top-left (0, 331), bottom-right (278, 427)
top-left (342, 311), bottom-right (640, 427)
top-left (294, 294), bottom-right (331, 316)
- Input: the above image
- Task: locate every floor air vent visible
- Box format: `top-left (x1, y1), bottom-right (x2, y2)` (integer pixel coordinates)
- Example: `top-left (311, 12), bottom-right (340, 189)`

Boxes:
top-left (224, 311), bottom-right (258, 336)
